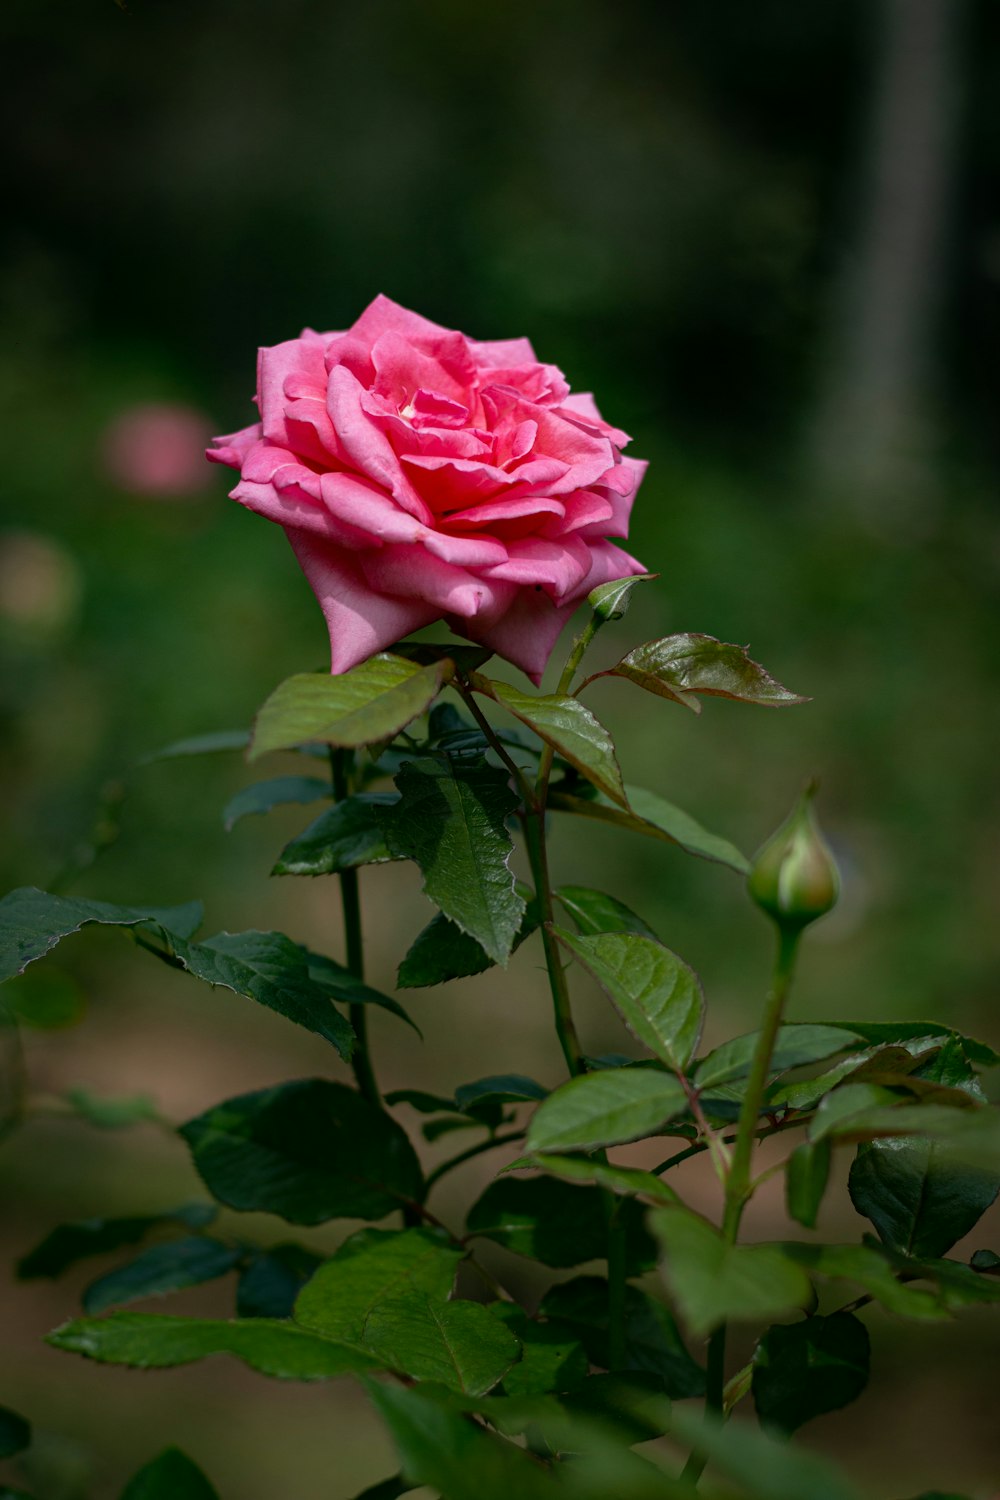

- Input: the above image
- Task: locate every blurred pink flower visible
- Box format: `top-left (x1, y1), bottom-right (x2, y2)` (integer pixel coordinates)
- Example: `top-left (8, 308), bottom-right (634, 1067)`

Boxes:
top-left (208, 295), bottom-right (646, 681)
top-left (103, 402), bottom-right (214, 497)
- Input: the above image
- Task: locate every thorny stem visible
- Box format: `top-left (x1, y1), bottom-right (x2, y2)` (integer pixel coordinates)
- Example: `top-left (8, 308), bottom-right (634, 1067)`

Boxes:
top-left (456, 679), bottom-right (538, 811)
top-left (682, 925), bottom-right (802, 1486)
top-left (523, 815), bottom-right (585, 1078)
top-left (330, 749), bottom-right (380, 1107)
top-left (423, 1130), bottom-right (526, 1196)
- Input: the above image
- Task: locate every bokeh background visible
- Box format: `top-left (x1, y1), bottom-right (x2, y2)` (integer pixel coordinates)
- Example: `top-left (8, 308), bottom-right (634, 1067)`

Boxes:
top-left (2, 0), bottom-right (999, 1495)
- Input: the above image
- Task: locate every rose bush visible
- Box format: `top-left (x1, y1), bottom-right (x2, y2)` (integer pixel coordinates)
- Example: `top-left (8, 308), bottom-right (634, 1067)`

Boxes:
top-left (208, 295), bottom-right (646, 680)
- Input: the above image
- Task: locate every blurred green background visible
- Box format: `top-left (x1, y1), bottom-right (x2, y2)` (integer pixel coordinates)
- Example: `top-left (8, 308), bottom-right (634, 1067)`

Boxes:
top-left (2, 0), bottom-right (999, 1495)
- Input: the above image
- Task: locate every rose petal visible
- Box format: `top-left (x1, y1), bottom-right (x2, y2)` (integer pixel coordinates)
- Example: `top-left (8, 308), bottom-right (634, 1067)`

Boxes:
top-left (287, 530), bottom-right (438, 674)
top-left (481, 535), bottom-right (592, 601)
top-left (326, 365), bottom-right (431, 522)
top-left (207, 422), bottom-right (262, 470)
top-left (444, 494), bottom-right (565, 529)
top-left (454, 589), bottom-right (577, 686)
top-left (361, 544), bottom-right (502, 619)
top-left (348, 294), bottom-right (452, 349)
top-left (371, 330), bottom-right (468, 408)
top-left (257, 336), bottom-right (328, 447)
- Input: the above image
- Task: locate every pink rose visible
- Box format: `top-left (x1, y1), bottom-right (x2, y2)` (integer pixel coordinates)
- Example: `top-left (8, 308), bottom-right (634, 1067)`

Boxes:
top-left (208, 295), bottom-right (646, 682)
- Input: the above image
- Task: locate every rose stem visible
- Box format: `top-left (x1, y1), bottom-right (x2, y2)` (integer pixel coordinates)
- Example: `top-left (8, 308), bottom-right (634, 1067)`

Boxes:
top-left (330, 748), bottom-right (380, 1107)
top-left (681, 925), bottom-right (801, 1485)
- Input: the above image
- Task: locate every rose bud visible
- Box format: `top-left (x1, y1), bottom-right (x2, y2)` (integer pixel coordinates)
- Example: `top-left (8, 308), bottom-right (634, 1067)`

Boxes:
top-left (748, 782), bottom-right (840, 930)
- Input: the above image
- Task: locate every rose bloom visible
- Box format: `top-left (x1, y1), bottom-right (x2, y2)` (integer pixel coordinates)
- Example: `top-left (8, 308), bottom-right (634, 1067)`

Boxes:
top-left (208, 295), bottom-right (646, 681)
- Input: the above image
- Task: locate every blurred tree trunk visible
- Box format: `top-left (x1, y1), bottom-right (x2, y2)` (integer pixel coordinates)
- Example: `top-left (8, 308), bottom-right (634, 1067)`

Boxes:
top-left (809, 0), bottom-right (962, 518)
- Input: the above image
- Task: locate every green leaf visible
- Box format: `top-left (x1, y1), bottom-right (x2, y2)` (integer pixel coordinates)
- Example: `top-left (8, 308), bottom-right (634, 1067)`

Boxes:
top-left (878, 1250), bottom-right (1000, 1311)
top-left (769, 1041), bottom-right (938, 1113)
top-left (397, 896), bottom-right (539, 989)
top-left (295, 1228), bottom-right (463, 1344)
top-left (970, 1248), bottom-right (1000, 1270)
top-left (0, 888), bottom-right (204, 981)
top-left (527, 1070), bottom-right (687, 1153)
top-left (487, 1303), bottom-right (588, 1395)
top-left (0, 1406), bottom-right (30, 1460)
top-left (304, 951), bottom-right (419, 1034)
top-left (541, 1276), bottom-right (705, 1397)
top-left (668, 1409), bottom-right (861, 1500)
top-left (48, 1313), bottom-right (378, 1379)
top-left (555, 887), bottom-right (660, 940)
top-left (250, 655), bottom-right (452, 759)
top-left (384, 1089), bottom-right (462, 1116)
top-left (272, 794), bottom-right (399, 875)
top-left (139, 730), bottom-right (249, 764)
top-left (695, 1024), bottom-right (860, 1092)
top-left (237, 1244), bottom-right (323, 1318)
top-left (393, 641), bottom-right (493, 675)
top-left (651, 1208), bottom-right (812, 1336)
top-left (366, 1382), bottom-right (554, 1500)
top-left (466, 1176), bottom-right (656, 1272)
top-left (470, 674), bottom-right (626, 807)
top-left (587, 572), bottom-right (658, 622)
top-left (519, 1155), bottom-right (678, 1206)
top-left (777, 1243), bottom-right (946, 1321)
top-left (785, 1139), bottom-right (832, 1230)
top-left (2, 967), bottom-right (86, 1029)
top-left (17, 1205), bottom-right (215, 1280)
top-left (553, 929), bottom-right (704, 1071)
top-left (379, 758), bottom-right (524, 964)
top-left (82, 1237), bottom-right (241, 1314)
top-left (120, 1447), bottom-right (219, 1500)
top-left (60, 1087), bottom-right (161, 1129)
top-left (222, 775), bottom-right (329, 831)
top-left (350, 1478), bottom-right (413, 1500)
top-left (807, 1083), bottom-right (906, 1141)
top-left (154, 929), bottom-right (355, 1058)
top-left (549, 785), bottom-right (749, 875)
top-left (588, 634), bottom-right (806, 712)
top-left (363, 1293), bottom-right (520, 1395)
top-left (840, 1020), bottom-right (1000, 1070)
top-left (848, 1136), bottom-right (1000, 1258)
top-left (180, 1079), bottom-right (424, 1225)
top-left (455, 1075), bottom-right (548, 1112)
top-left (752, 1312), bottom-right (869, 1434)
